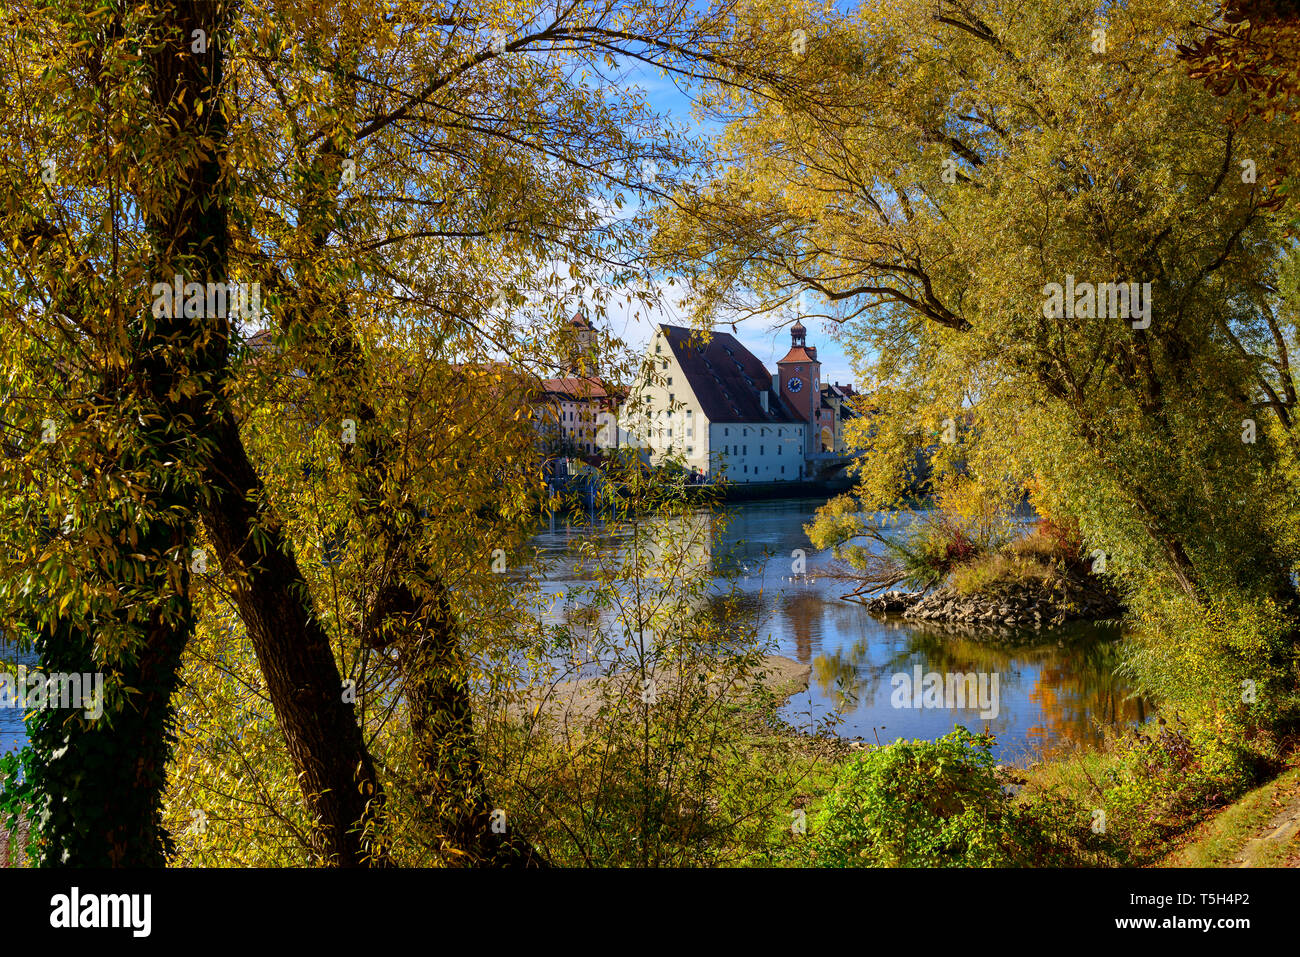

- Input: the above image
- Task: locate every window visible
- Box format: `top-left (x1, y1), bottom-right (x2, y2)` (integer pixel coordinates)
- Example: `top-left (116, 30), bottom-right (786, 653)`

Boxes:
top-left (669, 394), bottom-right (674, 403)
top-left (781, 466), bottom-right (785, 474)
top-left (655, 343), bottom-right (662, 354)
top-left (687, 446), bottom-right (694, 455)
top-left (760, 445), bottom-right (765, 455)
top-left (686, 409), bottom-right (692, 417)
top-left (667, 377), bottom-right (672, 385)
top-left (743, 445), bottom-right (748, 455)
top-left (743, 428), bottom-right (749, 437)
top-left (667, 429), bottom-right (672, 438)
top-left (687, 428), bottom-right (693, 438)
top-left (778, 446), bottom-right (782, 455)
top-left (724, 427), bottom-right (729, 436)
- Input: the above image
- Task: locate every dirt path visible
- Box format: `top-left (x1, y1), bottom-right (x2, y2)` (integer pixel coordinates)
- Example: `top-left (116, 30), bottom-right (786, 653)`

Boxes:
top-left (1233, 770), bottom-right (1300, 868)
top-left (1163, 765), bottom-right (1300, 867)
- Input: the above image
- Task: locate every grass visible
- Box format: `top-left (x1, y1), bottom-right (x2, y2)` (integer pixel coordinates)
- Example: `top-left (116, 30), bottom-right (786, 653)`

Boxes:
top-left (944, 526), bottom-right (1086, 598)
top-left (1161, 762), bottom-right (1300, 867)
top-left (948, 552), bottom-right (1059, 596)
top-left (1021, 745), bottom-right (1117, 807)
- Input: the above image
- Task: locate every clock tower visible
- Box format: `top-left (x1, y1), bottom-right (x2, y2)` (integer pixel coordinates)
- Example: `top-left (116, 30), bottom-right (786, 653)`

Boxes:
top-left (777, 320), bottom-right (823, 460)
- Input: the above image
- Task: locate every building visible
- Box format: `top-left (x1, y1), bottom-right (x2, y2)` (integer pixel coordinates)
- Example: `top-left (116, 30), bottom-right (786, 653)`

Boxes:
top-left (620, 324), bottom-right (815, 482)
top-left (534, 375), bottom-right (617, 456)
top-left (531, 313), bottom-right (621, 464)
top-left (820, 381), bottom-right (860, 454)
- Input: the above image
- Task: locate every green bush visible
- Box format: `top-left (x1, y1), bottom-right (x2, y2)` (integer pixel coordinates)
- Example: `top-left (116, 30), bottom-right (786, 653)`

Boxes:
top-left (1093, 714), bottom-right (1275, 855)
top-left (891, 514), bottom-right (989, 588)
top-left (796, 728), bottom-right (1091, 867)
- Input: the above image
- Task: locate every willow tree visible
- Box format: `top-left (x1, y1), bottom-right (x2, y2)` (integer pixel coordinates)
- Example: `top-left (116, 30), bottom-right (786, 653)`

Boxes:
top-left (0, 0), bottom-right (245, 867)
top-left (654, 0), bottom-right (1300, 715)
top-left (0, 0), bottom-right (797, 866)
top-left (1181, 0), bottom-right (1300, 229)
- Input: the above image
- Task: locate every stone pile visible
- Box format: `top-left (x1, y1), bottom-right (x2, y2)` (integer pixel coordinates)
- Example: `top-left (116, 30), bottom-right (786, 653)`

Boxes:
top-left (862, 578), bottom-right (1124, 636)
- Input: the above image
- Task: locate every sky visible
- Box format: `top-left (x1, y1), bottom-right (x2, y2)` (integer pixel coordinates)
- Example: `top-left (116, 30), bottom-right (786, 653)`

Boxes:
top-left (593, 52), bottom-right (859, 389)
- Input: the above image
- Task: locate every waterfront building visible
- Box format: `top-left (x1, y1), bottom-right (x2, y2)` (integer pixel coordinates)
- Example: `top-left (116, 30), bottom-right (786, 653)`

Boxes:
top-left (620, 323), bottom-right (817, 482)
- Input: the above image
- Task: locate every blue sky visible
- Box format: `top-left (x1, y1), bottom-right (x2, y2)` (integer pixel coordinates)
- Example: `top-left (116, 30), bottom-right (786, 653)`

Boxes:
top-left (598, 51), bottom-right (858, 389)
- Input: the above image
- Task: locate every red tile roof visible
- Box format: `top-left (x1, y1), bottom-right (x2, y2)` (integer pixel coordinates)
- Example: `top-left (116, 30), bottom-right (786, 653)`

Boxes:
top-left (541, 376), bottom-right (609, 400)
top-left (778, 345), bottom-right (818, 364)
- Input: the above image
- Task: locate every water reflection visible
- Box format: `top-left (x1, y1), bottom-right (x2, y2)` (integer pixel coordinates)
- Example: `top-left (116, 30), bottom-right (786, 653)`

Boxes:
top-left (533, 497), bottom-right (1147, 764)
top-left (0, 500), bottom-right (1145, 767)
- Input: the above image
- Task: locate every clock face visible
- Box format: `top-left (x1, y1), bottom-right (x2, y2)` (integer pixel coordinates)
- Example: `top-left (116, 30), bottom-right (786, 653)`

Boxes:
top-left (786, 377), bottom-right (803, 393)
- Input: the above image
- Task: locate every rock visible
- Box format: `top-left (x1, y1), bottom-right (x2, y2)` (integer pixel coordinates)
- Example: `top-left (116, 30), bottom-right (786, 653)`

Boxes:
top-left (853, 573), bottom-right (1125, 641)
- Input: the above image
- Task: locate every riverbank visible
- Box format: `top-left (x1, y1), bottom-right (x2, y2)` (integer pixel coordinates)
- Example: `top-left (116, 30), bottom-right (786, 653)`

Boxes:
top-left (509, 654), bottom-right (813, 728)
top-left (1161, 762), bottom-right (1300, 867)
top-left (545, 476), bottom-right (852, 514)
top-left (859, 580), bottom-right (1124, 635)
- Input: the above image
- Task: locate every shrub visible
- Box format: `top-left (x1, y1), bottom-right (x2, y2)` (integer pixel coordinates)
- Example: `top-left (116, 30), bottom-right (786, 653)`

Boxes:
top-left (948, 518), bottom-right (1104, 596)
top-left (796, 728), bottom-right (1088, 867)
top-left (1027, 515), bottom-right (1084, 564)
top-left (949, 552), bottom-right (1056, 597)
top-left (1024, 710), bottom-right (1284, 864)
top-left (1095, 713), bottom-right (1274, 854)
top-left (903, 514), bottom-right (987, 585)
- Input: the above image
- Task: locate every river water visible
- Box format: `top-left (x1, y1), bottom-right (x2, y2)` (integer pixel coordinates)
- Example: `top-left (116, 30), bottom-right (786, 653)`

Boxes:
top-left (0, 643), bottom-right (36, 763)
top-left (1, 497), bottom-right (1144, 769)
top-left (532, 496), bottom-right (1145, 765)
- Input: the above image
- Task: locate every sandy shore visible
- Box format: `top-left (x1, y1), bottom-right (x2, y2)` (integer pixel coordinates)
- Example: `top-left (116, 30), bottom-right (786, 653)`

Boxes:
top-left (508, 654), bottom-right (811, 728)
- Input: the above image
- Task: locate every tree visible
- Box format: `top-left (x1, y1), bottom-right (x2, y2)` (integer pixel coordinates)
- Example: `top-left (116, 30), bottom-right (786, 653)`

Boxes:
top-left (0, 0), bottom-right (240, 867)
top-left (0, 0), bottom-right (810, 866)
top-left (653, 0), bottom-right (1300, 713)
top-left (1181, 1), bottom-right (1300, 227)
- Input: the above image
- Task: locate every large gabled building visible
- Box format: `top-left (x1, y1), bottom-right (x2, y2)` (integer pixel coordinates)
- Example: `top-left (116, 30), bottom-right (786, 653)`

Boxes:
top-left (534, 375), bottom-right (617, 456)
top-left (620, 324), bottom-right (810, 482)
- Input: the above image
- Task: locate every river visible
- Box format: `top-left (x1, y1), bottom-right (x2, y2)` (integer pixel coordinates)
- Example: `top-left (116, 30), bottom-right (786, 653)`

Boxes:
top-left (531, 496), bottom-right (1146, 765)
top-left (0, 497), bottom-right (1144, 769)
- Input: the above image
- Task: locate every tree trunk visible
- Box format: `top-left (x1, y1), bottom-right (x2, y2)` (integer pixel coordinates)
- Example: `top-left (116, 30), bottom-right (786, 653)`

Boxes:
top-left (198, 407), bottom-right (392, 866)
top-left (279, 261), bottom-right (545, 865)
top-left (377, 578), bottom-right (546, 866)
top-left (147, 1), bottom-right (390, 867)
